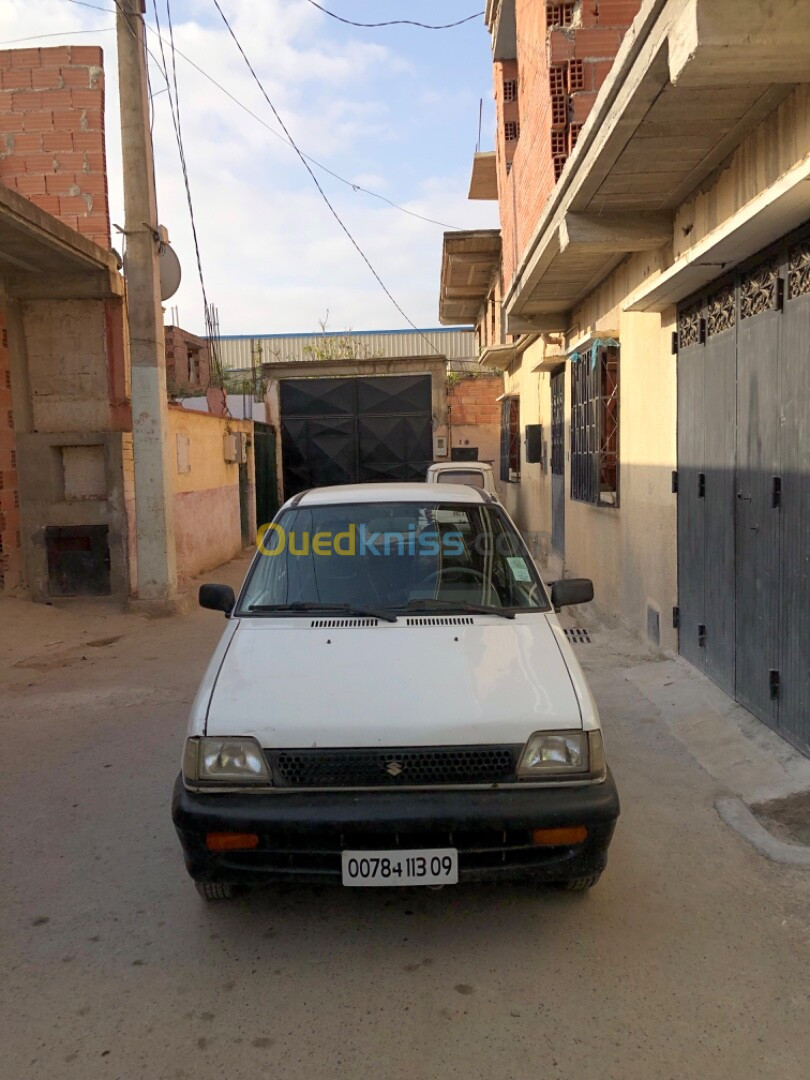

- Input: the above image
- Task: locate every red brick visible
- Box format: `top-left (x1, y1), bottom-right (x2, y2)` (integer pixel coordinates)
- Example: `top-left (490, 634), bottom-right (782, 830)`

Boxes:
top-left (75, 174), bottom-right (107, 197)
top-left (45, 173), bottom-right (79, 195)
top-left (549, 29), bottom-right (574, 63)
top-left (58, 66), bottom-right (92, 88)
top-left (69, 46), bottom-right (103, 65)
top-left (41, 131), bottom-right (74, 152)
top-left (80, 150), bottom-right (106, 173)
top-left (58, 194), bottom-right (91, 215)
top-left (9, 131), bottom-right (44, 153)
top-left (29, 194), bottom-right (62, 215)
top-left (23, 151), bottom-right (59, 173)
top-left (1, 68), bottom-right (33, 91)
top-left (53, 151), bottom-right (91, 173)
top-left (52, 109), bottom-right (81, 132)
top-left (30, 68), bottom-right (63, 90)
top-left (21, 112), bottom-right (53, 132)
top-left (70, 88), bottom-right (101, 110)
top-left (72, 130), bottom-right (103, 152)
top-left (10, 48), bottom-right (43, 69)
top-left (572, 28), bottom-right (623, 59)
top-left (570, 90), bottom-right (597, 124)
top-left (37, 47), bottom-right (71, 66)
top-left (10, 89), bottom-right (44, 111)
top-left (13, 174), bottom-right (49, 196)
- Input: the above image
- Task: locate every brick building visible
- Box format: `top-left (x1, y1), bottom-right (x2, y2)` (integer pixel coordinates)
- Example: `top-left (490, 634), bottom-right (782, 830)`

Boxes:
top-left (439, 0), bottom-right (810, 756)
top-left (447, 372), bottom-right (505, 496)
top-left (164, 324), bottom-right (212, 396)
top-left (0, 45), bottom-right (110, 249)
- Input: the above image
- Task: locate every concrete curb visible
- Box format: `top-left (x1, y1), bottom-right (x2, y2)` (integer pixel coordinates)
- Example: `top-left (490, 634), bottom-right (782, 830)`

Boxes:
top-left (715, 797), bottom-right (810, 867)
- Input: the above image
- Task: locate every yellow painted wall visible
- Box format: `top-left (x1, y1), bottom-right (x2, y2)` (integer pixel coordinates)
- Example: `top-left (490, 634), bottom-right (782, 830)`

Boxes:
top-left (168, 407), bottom-right (251, 495)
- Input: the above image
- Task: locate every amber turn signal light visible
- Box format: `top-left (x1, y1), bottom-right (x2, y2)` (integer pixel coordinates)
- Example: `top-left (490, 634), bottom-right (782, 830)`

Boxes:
top-left (205, 832), bottom-right (260, 852)
top-left (531, 826), bottom-right (588, 846)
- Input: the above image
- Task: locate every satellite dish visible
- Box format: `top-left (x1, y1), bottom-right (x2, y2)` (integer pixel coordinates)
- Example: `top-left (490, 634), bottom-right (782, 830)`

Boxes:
top-left (121, 239), bottom-right (182, 301)
top-left (159, 242), bottom-right (182, 301)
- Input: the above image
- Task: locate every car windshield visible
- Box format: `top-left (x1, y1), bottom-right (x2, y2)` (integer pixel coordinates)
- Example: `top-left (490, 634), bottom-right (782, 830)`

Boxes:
top-left (435, 470), bottom-right (486, 489)
top-left (238, 500), bottom-right (550, 614)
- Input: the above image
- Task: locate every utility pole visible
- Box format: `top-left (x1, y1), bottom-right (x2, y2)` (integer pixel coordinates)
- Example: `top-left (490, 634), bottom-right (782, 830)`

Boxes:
top-left (116, 0), bottom-right (178, 606)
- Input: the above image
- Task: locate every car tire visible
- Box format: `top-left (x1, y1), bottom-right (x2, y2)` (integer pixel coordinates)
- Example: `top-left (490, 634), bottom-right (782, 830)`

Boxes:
top-left (195, 881), bottom-right (235, 901)
top-left (561, 873), bottom-right (601, 893)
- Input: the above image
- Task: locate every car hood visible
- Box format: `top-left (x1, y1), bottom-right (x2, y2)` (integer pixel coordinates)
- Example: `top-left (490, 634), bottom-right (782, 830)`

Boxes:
top-left (205, 615), bottom-right (582, 747)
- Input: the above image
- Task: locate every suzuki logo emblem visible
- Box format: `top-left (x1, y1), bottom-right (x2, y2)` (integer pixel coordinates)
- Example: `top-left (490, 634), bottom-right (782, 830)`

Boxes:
top-left (385, 760), bottom-right (404, 777)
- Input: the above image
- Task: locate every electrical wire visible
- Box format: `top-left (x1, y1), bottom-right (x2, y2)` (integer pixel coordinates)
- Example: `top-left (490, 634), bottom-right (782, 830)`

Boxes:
top-left (151, 0), bottom-right (221, 381)
top-left (303, 1), bottom-right (484, 30)
top-left (210, 0), bottom-right (446, 353)
top-left (0, 27), bottom-right (114, 46)
top-left (63, 0), bottom-right (463, 230)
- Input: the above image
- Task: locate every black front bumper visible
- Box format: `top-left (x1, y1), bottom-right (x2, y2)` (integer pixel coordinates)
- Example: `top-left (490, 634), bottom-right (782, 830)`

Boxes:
top-left (172, 771), bottom-right (620, 886)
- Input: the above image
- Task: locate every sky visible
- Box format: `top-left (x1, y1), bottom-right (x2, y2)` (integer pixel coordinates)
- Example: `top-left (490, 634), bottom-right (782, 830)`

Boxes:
top-left (4, 0), bottom-right (499, 336)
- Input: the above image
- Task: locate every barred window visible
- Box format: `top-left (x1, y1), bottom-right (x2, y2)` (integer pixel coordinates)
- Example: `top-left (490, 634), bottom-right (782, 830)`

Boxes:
top-left (570, 344), bottom-right (619, 506)
top-left (499, 397), bottom-right (521, 483)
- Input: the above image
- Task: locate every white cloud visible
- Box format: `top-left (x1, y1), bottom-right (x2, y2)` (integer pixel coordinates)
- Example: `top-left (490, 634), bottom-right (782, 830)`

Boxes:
top-left (5, 0), bottom-right (498, 335)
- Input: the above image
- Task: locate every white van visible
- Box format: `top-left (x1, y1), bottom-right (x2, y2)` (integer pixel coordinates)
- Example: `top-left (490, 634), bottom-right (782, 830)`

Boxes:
top-left (173, 483), bottom-right (619, 900)
top-left (426, 460), bottom-right (497, 496)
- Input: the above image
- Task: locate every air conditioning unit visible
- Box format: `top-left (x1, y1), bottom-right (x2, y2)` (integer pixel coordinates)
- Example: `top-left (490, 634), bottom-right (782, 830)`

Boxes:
top-left (223, 432), bottom-right (247, 464)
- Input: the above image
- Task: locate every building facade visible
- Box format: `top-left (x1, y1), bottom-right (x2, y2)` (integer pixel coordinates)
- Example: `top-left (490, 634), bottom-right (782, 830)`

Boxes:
top-left (440, 0), bottom-right (810, 756)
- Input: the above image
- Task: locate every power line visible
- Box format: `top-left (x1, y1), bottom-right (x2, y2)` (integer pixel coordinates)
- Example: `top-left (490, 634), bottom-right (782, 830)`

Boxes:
top-left (0, 26), bottom-right (114, 46)
top-left (210, 0), bottom-right (445, 353)
top-left (303, 1), bottom-right (484, 30)
top-left (63, 0), bottom-right (463, 230)
top-left (151, 0), bottom-right (221, 381)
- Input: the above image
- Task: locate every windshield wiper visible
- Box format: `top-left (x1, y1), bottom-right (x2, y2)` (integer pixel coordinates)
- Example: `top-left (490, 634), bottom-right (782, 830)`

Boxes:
top-left (403, 599), bottom-right (515, 620)
top-left (247, 601), bottom-right (398, 623)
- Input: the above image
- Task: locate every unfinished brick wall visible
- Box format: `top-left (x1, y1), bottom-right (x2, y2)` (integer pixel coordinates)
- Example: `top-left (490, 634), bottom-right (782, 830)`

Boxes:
top-left (164, 326), bottom-right (212, 396)
top-left (495, 0), bottom-right (641, 289)
top-left (0, 309), bottom-right (21, 592)
top-left (0, 46), bottom-right (110, 248)
top-left (447, 373), bottom-right (503, 427)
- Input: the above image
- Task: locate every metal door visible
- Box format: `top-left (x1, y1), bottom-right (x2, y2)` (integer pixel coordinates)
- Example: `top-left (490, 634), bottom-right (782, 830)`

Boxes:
top-left (702, 287), bottom-right (737, 693)
top-left (550, 368), bottom-right (565, 557)
top-left (279, 375), bottom-right (433, 497)
top-left (778, 236), bottom-right (810, 754)
top-left (253, 421), bottom-right (278, 528)
top-left (675, 306), bottom-right (707, 673)
top-left (735, 257), bottom-right (782, 729)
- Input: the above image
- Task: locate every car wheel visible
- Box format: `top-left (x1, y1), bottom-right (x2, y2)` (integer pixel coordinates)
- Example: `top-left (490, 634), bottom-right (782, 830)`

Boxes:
top-left (195, 881), bottom-right (235, 901)
top-left (560, 873), bottom-right (601, 893)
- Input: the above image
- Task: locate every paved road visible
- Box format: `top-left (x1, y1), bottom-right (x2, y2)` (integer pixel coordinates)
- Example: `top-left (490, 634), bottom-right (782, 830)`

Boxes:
top-left (1, 557), bottom-right (808, 1080)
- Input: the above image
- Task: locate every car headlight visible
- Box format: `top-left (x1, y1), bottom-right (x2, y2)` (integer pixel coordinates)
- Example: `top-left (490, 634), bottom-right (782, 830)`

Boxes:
top-left (183, 736), bottom-right (270, 785)
top-left (517, 730), bottom-right (605, 779)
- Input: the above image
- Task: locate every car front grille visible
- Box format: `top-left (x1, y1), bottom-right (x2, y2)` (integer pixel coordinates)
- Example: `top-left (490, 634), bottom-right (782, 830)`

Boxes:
top-left (266, 745), bottom-right (521, 789)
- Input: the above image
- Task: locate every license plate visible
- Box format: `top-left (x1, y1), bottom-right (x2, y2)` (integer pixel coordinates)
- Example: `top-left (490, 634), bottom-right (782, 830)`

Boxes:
top-left (341, 848), bottom-right (458, 887)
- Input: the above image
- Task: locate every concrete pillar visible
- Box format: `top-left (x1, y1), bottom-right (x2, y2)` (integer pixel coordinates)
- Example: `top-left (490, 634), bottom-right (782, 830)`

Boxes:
top-left (117, 0), bottom-right (178, 606)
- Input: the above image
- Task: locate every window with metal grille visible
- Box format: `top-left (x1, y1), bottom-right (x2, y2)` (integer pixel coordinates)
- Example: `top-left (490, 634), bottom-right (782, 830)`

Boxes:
top-left (570, 344), bottom-right (619, 506)
top-left (504, 120), bottom-right (519, 142)
top-left (503, 78), bottom-right (517, 103)
top-left (499, 397), bottom-right (521, 483)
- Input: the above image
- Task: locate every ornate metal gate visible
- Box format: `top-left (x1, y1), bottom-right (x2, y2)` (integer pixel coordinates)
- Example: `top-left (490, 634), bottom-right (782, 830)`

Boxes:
top-left (676, 225), bottom-right (810, 755)
top-left (280, 374), bottom-right (433, 498)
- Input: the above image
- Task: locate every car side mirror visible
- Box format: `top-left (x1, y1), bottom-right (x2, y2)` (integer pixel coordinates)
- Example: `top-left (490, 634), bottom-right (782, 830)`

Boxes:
top-left (550, 578), bottom-right (594, 610)
top-left (199, 583), bottom-right (236, 615)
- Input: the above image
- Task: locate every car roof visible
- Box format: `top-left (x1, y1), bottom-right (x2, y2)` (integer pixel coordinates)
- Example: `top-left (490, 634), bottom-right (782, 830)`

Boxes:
top-left (427, 461), bottom-right (494, 473)
top-left (292, 482), bottom-right (489, 507)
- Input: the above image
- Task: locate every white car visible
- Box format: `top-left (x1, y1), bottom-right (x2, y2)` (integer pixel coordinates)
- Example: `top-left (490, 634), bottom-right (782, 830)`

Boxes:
top-left (173, 483), bottom-right (619, 900)
top-left (426, 460), bottom-right (497, 495)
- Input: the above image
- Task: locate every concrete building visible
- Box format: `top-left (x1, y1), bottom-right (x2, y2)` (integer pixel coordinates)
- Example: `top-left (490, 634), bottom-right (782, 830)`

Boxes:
top-left (0, 45), bottom-right (254, 599)
top-left (439, 0), bottom-right (810, 756)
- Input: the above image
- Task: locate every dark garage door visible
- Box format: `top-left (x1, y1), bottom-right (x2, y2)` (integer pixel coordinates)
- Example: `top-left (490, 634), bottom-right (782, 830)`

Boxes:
top-left (676, 225), bottom-right (810, 756)
top-left (280, 374), bottom-right (433, 498)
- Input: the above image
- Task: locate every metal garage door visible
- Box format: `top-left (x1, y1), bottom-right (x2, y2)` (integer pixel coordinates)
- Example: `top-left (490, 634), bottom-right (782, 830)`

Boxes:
top-left (280, 374), bottom-right (433, 498)
top-left (676, 225), bottom-right (810, 756)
